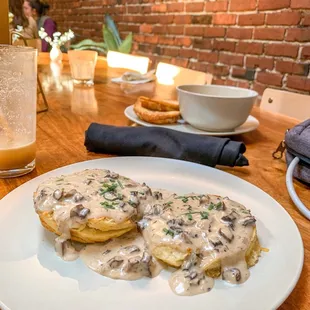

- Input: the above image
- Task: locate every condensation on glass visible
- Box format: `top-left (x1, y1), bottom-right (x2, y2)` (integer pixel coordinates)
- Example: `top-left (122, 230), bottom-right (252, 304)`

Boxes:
top-left (0, 45), bottom-right (37, 178)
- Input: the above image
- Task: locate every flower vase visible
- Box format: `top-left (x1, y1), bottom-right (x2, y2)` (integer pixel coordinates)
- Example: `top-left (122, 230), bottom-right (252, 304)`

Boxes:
top-left (50, 46), bottom-right (63, 62)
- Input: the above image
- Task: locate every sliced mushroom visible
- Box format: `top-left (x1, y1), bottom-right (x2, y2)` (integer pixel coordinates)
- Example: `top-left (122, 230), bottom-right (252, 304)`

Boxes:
top-left (221, 213), bottom-right (236, 224)
top-left (73, 192), bottom-right (84, 202)
top-left (129, 194), bottom-right (140, 207)
top-left (64, 189), bottom-right (77, 198)
top-left (84, 179), bottom-right (93, 185)
top-left (167, 218), bottom-right (184, 227)
top-left (153, 191), bottom-right (163, 200)
top-left (141, 251), bottom-right (151, 264)
top-left (70, 204), bottom-right (90, 219)
top-left (179, 232), bottom-right (192, 244)
top-left (222, 268), bottom-right (241, 282)
top-left (53, 189), bottom-right (63, 200)
top-left (182, 253), bottom-right (197, 271)
top-left (121, 245), bottom-right (140, 254)
top-left (102, 249), bottom-right (111, 255)
top-left (108, 256), bottom-right (124, 268)
top-left (103, 192), bottom-right (118, 201)
top-left (218, 227), bottom-right (234, 243)
top-left (144, 204), bottom-right (162, 216)
top-left (209, 237), bottom-right (223, 248)
top-left (142, 183), bottom-right (152, 195)
top-left (130, 191), bottom-right (138, 196)
top-left (199, 195), bottom-right (210, 204)
top-left (241, 216), bottom-right (256, 226)
top-left (128, 256), bottom-right (140, 266)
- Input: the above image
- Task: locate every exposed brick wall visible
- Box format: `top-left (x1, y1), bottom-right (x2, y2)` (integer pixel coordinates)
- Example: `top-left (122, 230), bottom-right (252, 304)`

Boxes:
top-left (49, 0), bottom-right (310, 97)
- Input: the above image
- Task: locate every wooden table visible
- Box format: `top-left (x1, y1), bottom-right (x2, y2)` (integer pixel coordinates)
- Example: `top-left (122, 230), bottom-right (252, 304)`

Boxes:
top-left (1, 53), bottom-right (309, 309)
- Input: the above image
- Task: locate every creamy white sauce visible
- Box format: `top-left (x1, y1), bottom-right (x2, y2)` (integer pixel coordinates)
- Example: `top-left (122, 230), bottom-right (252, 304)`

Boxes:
top-left (34, 169), bottom-right (259, 296)
top-left (80, 231), bottom-right (163, 280)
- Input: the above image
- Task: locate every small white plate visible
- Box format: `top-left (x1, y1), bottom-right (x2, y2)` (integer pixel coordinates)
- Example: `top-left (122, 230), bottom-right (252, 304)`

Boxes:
top-left (125, 105), bottom-right (259, 136)
top-left (111, 77), bottom-right (154, 84)
top-left (0, 157), bottom-right (304, 310)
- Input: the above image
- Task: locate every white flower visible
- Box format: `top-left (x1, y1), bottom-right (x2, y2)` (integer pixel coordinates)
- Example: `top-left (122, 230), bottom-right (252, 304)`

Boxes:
top-left (38, 28), bottom-right (75, 47)
top-left (53, 32), bottom-right (61, 37)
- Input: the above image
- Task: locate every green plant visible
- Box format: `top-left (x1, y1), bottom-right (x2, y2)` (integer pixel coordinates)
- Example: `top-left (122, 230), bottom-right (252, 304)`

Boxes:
top-left (70, 14), bottom-right (132, 54)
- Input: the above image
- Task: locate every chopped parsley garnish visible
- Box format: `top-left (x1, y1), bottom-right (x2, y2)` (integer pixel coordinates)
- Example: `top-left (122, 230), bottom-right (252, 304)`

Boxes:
top-left (163, 228), bottom-right (175, 237)
top-left (163, 201), bottom-right (173, 208)
top-left (176, 195), bottom-right (201, 203)
top-left (215, 202), bottom-right (223, 210)
top-left (56, 178), bottom-right (64, 182)
top-left (117, 179), bottom-right (124, 189)
top-left (200, 211), bottom-right (209, 219)
top-left (100, 183), bottom-right (118, 195)
top-left (208, 203), bottom-right (215, 210)
top-left (183, 211), bottom-right (209, 220)
top-left (139, 191), bottom-right (145, 195)
top-left (100, 201), bottom-right (118, 210)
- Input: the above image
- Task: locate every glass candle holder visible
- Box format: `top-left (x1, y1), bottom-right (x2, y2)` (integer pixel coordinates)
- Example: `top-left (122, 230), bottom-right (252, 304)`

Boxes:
top-left (68, 50), bottom-right (98, 86)
top-left (0, 45), bottom-right (37, 178)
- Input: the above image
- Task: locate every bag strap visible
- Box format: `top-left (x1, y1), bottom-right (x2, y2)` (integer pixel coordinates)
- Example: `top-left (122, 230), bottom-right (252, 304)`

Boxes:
top-left (286, 157), bottom-right (310, 220)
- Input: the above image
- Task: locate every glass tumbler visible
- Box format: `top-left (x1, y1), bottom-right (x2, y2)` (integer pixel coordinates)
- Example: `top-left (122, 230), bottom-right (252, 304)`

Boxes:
top-left (0, 45), bottom-right (37, 178)
top-left (68, 50), bottom-right (98, 86)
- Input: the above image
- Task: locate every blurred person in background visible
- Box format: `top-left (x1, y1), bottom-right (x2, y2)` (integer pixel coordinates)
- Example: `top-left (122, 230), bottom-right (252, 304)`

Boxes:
top-left (23, 0), bottom-right (57, 52)
top-left (9, 0), bottom-right (38, 39)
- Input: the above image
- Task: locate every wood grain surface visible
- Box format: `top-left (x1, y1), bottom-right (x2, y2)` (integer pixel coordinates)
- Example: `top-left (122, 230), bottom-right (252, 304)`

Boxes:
top-left (0, 53), bottom-right (309, 309)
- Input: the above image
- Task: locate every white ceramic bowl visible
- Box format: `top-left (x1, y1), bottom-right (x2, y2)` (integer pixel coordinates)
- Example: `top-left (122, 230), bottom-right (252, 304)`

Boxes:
top-left (177, 85), bottom-right (258, 132)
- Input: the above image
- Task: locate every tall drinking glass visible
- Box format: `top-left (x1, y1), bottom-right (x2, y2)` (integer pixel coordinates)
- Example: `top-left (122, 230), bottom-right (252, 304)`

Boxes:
top-left (0, 45), bottom-right (37, 178)
top-left (68, 50), bottom-right (98, 86)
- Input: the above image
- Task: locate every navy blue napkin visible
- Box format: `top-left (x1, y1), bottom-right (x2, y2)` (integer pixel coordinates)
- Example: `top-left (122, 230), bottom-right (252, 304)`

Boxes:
top-left (84, 123), bottom-right (249, 167)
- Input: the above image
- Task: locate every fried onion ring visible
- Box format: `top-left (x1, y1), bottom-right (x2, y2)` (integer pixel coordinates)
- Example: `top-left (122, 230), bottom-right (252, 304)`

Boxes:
top-left (134, 99), bottom-right (180, 124)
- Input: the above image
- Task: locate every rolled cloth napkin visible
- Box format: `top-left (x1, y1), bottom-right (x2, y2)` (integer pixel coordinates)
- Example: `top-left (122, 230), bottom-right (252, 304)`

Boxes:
top-left (84, 123), bottom-right (249, 167)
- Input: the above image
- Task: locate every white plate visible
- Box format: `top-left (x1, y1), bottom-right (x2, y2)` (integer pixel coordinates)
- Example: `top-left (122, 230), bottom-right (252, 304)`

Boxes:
top-left (125, 105), bottom-right (260, 136)
top-left (0, 157), bottom-right (303, 310)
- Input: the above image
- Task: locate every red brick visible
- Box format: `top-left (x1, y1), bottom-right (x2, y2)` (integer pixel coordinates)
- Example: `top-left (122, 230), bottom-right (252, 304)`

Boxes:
top-left (207, 64), bottom-right (230, 76)
top-left (139, 24), bottom-right (153, 33)
top-left (204, 27), bottom-right (226, 38)
top-left (133, 34), bottom-right (145, 43)
top-left (246, 56), bottom-right (274, 70)
top-left (236, 42), bottom-right (263, 55)
top-left (257, 72), bottom-right (283, 87)
top-left (252, 82), bottom-right (268, 96)
top-left (188, 62), bottom-right (208, 72)
top-left (227, 28), bottom-right (252, 39)
top-left (219, 53), bottom-right (244, 66)
top-left (230, 0), bottom-right (256, 11)
top-left (151, 4), bottom-right (167, 12)
top-left (175, 37), bottom-right (192, 47)
top-left (213, 40), bottom-right (236, 52)
top-left (286, 28), bottom-right (310, 42)
top-left (192, 15), bottom-right (213, 24)
top-left (174, 15), bottom-right (192, 24)
top-left (254, 28), bottom-right (285, 40)
top-left (213, 14), bottom-right (237, 25)
top-left (276, 61), bottom-right (309, 75)
top-left (291, 0), bottom-right (310, 9)
top-left (287, 75), bottom-right (310, 91)
top-left (153, 26), bottom-right (167, 34)
top-left (205, 1), bottom-right (228, 12)
top-left (127, 6), bottom-right (140, 13)
top-left (302, 14), bottom-right (310, 26)
top-left (167, 3), bottom-right (184, 12)
top-left (162, 47), bottom-right (179, 57)
top-left (144, 35), bottom-right (159, 44)
top-left (158, 37), bottom-right (175, 45)
top-left (258, 0), bottom-right (290, 10)
top-left (266, 12), bottom-right (301, 25)
top-left (225, 79), bottom-right (238, 87)
top-left (265, 43), bottom-right (299, 58)
top-left (193, 39), bottom-right (213, 49)
top-left (238, 14), bottom-right (265, 26)
top-left (186, 2), bottom-right (204, 12)
top-left (185, 26), bottom-right (205, 36)
top-left (167, 26), bottom-right (184, 35)
top-left (180, 49), bottom-right (198, 58)
top-left (212, 78), bottom-right (226, 86)
top-left (301, 46), bottom-right (310, 59)
top-left (198, 51), bottom-right (219, 63)
top-left (141, 5), bottom-right (152, 13)
top-left (232, 67), bottom-right (256, 80)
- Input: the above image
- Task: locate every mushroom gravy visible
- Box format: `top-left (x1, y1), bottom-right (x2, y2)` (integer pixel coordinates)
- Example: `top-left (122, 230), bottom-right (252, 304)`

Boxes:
top-left (80, 231), bottom-right (163, 280)
top-left (34, 169), bottom-right (259, 296)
